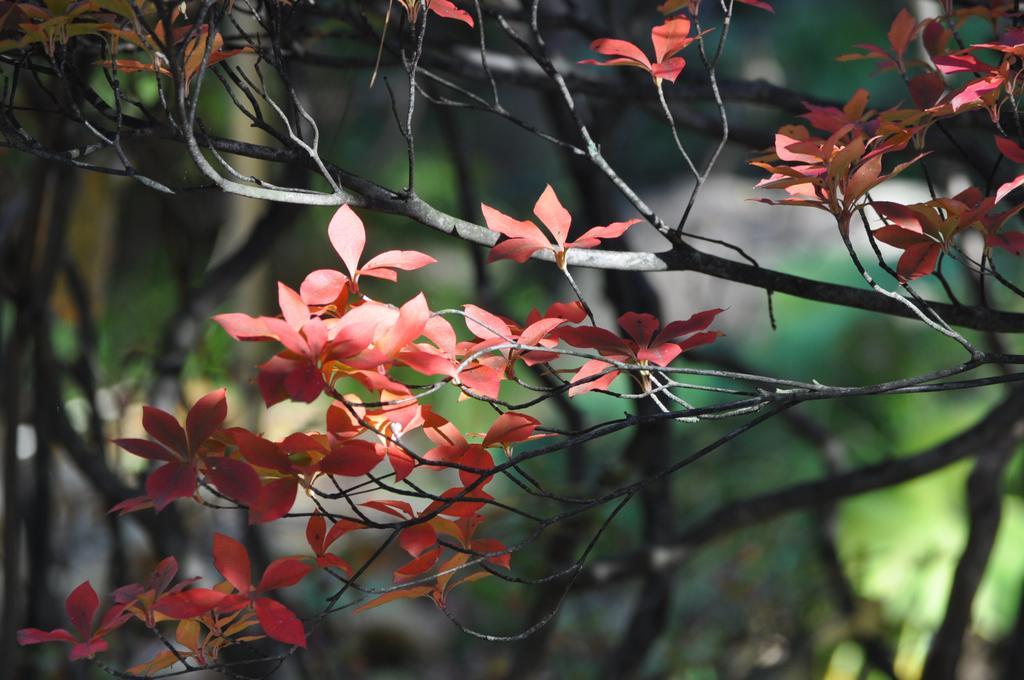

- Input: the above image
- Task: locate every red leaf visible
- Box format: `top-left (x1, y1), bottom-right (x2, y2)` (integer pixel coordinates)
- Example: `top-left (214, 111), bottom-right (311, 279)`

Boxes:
top-left (283, 360), bottom-right (325, 403)
top-left (933, 54), bottom-right (987, 74)
top-left (897, 242), bottom-right (942, 281)
top-left (142, 406), bottom-right (188, 457)
top-left (306, 514), bottom-right (327, 554)
top-left (205, 457), bottom-right (261, 506)
top-left (428, 0), bottom-right (474, 26)
top-left (254, 597), bottom-right (306, 648)
top-left (325, 518), bottom-right (363, 548)
top-left (213, 533), bottom-right (252, 594)
top-left (354, 586), bottom-right (432, 613)
top-left (887, 9), bottom-right (917, 58)
top-left (362, 499), bottom-right (415, 518)
top-left (153, 589), bottom-right (228, 619)
top-left (651, 16), bottom-right (693, 63)
top-left (424, 488), bottom-right (493, 518)
top-left (908, 72), bottom-right (945, 108)
top-left (568, 359), bottom-right (620, 397)
top-left (472, 538), bottom-right (512, 569)
top-left (996, 135), bottom-right (1024, 163)
top-left (874, 225), bottom-right (932, 249)
top-left (258, 559), bottom-right (311, 592)
top-left (399, 524), bottom-right (437, 558)
top-left (618, 312), bottom-right (659, 346)
top-left (585, 38), bottom-right (652, 70)
top-left (483, 412), bottom-right (540, 448)
top-left (17, 628), bottom-right (77, 646)
top-left (316, 554), bottom-right (353, 575)
top-left (250, 478), bottom-right (298, 525)
top-left (108, 495), bottom-right (152, 515)
top-left (112, 438), bottom-right (176, 462)
top-left (234, 430), bottom-right (292, 474)
top-left (185, 389), bottom-right (228, 454)
top-left (320, 439), bottom-right (383, 477)
top-left (66, 581), bottom-right (99, 639)
top-left (987, 231), bottom-right (1024, 255)
top-left (458, 446), bottom-right (494, 488)
top-left (256, 355), bottom-right (293, 407)
top-left (70, 639), bottom-right (108, 661)
top-left (146, 462), bottom-right (197, 512)
top-left (675, 330), bottom-right (722, 353)
top-left (394, 546), bottom-right (441, 583)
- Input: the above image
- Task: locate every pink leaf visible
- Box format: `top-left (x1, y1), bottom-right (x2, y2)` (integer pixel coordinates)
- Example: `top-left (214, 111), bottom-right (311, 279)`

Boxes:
top-left (533, 185), bottom-right (572, 248)
top-left (996, 174), bottom-right (1024, 203)
top-left (327, 205), bottom-right (366, 278)
top-left (277, 283), bottom-right (309, 331)
top-left (299, 269), bottom-right (349, 305)
top-left (569, 219), bottom-right (640, 249)
top-left (360, 250), bottom-right (437, 274)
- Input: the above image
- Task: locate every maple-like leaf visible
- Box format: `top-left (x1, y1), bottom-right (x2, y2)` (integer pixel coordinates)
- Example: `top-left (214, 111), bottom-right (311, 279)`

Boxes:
top-left (212, 533), bottom-right (311, 647)
top-left (579, 17), bottom-right (702, 84)
top-left (560, 309), bottom-right (723, 396)
top-left (482, 185), bottom-right (638, 268)
top-left (112, 389), bottom-right (253, 512)
top-left (18, 581), bottom-right (131, 661)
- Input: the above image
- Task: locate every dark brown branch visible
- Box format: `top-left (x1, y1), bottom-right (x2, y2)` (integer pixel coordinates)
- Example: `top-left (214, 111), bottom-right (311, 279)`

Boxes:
top-left (921, 442), bottom-right (1014, 680)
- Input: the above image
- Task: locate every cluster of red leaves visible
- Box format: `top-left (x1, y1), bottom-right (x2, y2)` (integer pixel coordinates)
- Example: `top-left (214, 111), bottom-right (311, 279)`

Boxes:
top-left (754, 5), bottom-right (1024, 281)
top-left (21, 192), bottom-right (721, 669)
top-left (20, 536), bottom-right (310, 673)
